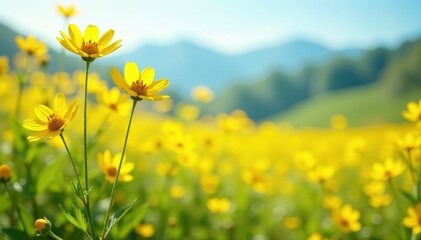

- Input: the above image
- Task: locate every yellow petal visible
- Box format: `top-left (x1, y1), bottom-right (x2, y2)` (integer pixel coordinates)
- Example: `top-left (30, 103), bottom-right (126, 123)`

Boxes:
top-left (57, 36), bottom-right (78, 55)
top-left (100, 40), bottom-right (122, 55)
top-left (148, 79), bottom-right (169, 94)
top-left (141, 67), bottom-right (155, 86)
top-left (121, 162), bottom-right (134, 174)
top-left (120, 174), bottom-right (133, 182)
top-left (97, 29), bottom-right (114, 50)
top-left (64, 99), bottom-right (79, 122)
top-left (97, 152), bottom-right (107, 173)
top-left (83, 25), bottom-right (99, 42)
top-left (112, 153), bottom-right (125, 166)
top-left (23, 119), bottom-right (48, 131)
top-left (27, 130), bottom-right (50, 142)
top-left (110, 67), bottom-right (130, 89)
top-left (68, 24), bottom-right (83, 48)
top-left (124, 62), bottom-right (139, 84)
top-left (54, 93), bottom-right (67, 117)
top-left (35, 105), bottom-right (54, 123)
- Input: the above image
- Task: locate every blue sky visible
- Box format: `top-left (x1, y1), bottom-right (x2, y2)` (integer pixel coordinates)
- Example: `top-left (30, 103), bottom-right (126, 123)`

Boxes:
top-left (0, 0), bottom-right (420, 54)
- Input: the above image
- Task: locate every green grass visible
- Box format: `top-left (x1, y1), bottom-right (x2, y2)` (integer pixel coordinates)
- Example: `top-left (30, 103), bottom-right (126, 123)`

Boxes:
top-left (271, 82), bottom-right (420, 128)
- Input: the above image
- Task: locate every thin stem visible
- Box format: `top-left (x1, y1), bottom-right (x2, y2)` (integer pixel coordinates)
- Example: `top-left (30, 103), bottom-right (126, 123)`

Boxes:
top-left (4, 183), bottom-right (29, 239)
top-left (388, 179), bottom-right (408, 240)
top-left (101, 100), bottom-right (137, 238)
top-left (83, 61), bottom-right (96, 239)
top-left (48, 231), bottom-right (64, 240)
top-left (59, 133), bottom-right (84, 199)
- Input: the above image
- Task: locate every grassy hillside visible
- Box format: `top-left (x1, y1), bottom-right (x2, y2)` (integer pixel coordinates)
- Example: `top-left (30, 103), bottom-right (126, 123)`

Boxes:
top-left (273, 83), bottom-right (420, 128)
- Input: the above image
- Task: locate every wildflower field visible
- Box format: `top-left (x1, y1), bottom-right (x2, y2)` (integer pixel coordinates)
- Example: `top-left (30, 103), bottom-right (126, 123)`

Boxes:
top-left (1, 5), bottom-right (421, 240)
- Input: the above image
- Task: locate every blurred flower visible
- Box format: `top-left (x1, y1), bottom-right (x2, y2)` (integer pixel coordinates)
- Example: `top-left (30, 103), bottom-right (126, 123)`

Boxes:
top-left (207, 197), bottom-right (231, 214)
top-left (307, 165), bottom-right (335, 184)
top-left (176, 103), bottom-right (200, 121)
top-left (369, 194), bottom-right (391, 208)
top-left (23, 93), bottom-right (79, 142)
top-left (323, 195), bottom-right (342, 211)
top-left (331, 204), bottom-right (361, 233)
top-left (153, 98), bottom-right (173, 113)
top-left (191, 85), bottom-right (214, 103)
top-left (200, 175), bottom-right (220, 194)
top-left (242, 169), bottom-right (272, 193)
top-left (97, 87), bottom-right (130, 116)
top-left (403, 99), bottom-right (421, 122)
top-left (0, 56), bottom-right (9, 75)
top-left (403, 204), bottom-right (421, 235)
top-left (57, 4), bottom-right (77, 18)
top-left (170, 185), bottom-right (185, 199)
top-left (35, 217), bottom-right (51, 236)
top-left (57, 24), bottom-right (122, 62)
top-left (0, 164), bottom-right (11, 183)
top-left (330, 114), bottom-right (348, 130)
top-left (307, 232), bottom-right (324, 240)
top-left (36, 53), bottom-right (50, 67)
top-left (135, 223), bottom-right (155, 238)
top-left (110, 62), bottom-right (169, 101)
top-left (98, 150), bottom-right (134, 183)
top-left (294, 151), bottom-right (316, 170)
top-left (396, 132), bottom-right (421, 152)
top-left (371, 158), bottom-right (405, 181)
top-left (156, 162), bottom-right (179, 178)
top-left (15, 35), bottom-right (47, 56)
top-left (283, 216), bottom-right (301, 230)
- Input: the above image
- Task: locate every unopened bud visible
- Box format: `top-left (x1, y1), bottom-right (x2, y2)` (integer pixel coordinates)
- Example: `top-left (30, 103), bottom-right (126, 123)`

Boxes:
top-left (0, 164), bottom-right (11, 183)
top-left (35, 217), bottom-right (51, 235)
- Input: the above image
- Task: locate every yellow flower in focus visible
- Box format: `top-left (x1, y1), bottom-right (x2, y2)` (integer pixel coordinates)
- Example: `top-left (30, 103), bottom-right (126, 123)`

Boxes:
top-left (403, 99), bottom-right (421, 122)
top-left (57, 4), bottom-right (77, 18)
top-left (35, 217), bottom-right (51, 235)
top-left (0, 164), bottom-right (12, 183)
top-left (98, 150), bottom-right (134, 183)
top-left (403, 204), bottom-right (421, 235)
top-left (331, 204), bottom-right (361, 233)
top-left (330, 114), bottom-right (348, 130)
top-left (207, 197), bottom-right (231, 214)
top-left (170, 185), bottom-right (185, 199)
top-left (371, 158), bottom-right (405, 181)
top-left (57, 24), bottom-right (122, 62)
top-left (110, 62), bottom-right (169, 101)
top-left (97, 87), bottom-right (131, 116)
top-left (0, 56), bottom-right (9, 75)
top-left (16, 35), bottom-right (47, 56)
top-left (135, 223), bottom-right (155, 238)
top-left (191, 85), bottom-right (214, 103)
top-left (23, 93), bottom-right (79, 142)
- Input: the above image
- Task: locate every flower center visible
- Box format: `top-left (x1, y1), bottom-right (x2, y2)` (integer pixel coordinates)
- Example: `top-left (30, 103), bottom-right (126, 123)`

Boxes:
top-left (47, 114), bottom-right (65, 131)
top-left (130, 80), bottom-right (148, 96)
top-left (340, 219), bottom-right (349, 228)
top-left (107, 167), bottom-right (117, 177)
top-left (109, 103), bottom-right (118, 111)
top-left (81, 40), bottom-right (99, 55)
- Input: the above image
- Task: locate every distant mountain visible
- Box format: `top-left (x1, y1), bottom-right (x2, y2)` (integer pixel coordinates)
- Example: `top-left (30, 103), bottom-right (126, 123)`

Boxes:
top-left (104, 39), bottom-right (363, 94)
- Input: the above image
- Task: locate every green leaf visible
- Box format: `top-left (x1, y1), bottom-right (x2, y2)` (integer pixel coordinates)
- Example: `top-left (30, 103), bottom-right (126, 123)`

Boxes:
top-left (18, 203), bottom-right (33, 237)
top-left (36, 161), bottom-right (62, 193)
top-left (399, 188), bottom-right (417, 204)
top-left (59, 205), bottom-right (88, 232)
top-left (104, 199), bottom-right (138, 238)
top-left (0, 228), bottom-right (28, 240)
top-left (113, 203), bottom-right (149, 239)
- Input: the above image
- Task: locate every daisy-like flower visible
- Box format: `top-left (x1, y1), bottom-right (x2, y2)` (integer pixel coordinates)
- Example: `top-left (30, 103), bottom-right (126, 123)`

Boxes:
top-left (97, 87), bottom-right (130, 116)
top-left (403, 204), bottom-right (421, 235)
top-left (110, 62), bottom-right (169, 101)
top-left (371, 157), bottom-right (405, 181)
top-left (403, 99), bottom-right (421, 122)
top-left (23, 93), bottom-right (79, 142)
top-left (97, 150), bottom-right (134, 183)
top-left (57, 4), bottom-right (77, 18)
top-left (207, 197), bottom-right (231, 214)
top-left (57, 24), bottom-right (122, 62)
top-left (331, 204), bottom-right (362, 233)
top-left (15, 35), bottom-right (48, 56)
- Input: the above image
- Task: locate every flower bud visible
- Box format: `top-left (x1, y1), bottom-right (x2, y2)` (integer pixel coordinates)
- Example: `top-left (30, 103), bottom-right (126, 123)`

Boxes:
top-left (35, 217), bottom-right (51, 235)
top-left (0, 164), bottom-right (11, 183)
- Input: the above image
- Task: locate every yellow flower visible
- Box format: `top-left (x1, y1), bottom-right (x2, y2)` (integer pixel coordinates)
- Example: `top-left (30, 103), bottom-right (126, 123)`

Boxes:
top-left (200, 175), bottom-right (220, 194)
top-left (283, 216), bottom-right (301, 229)
top-left (403, 99), bottom-right (421, 122)
top-left (97, 87), bottom-right (131, 116)
top-left (98, 150), bottom-right (134, 183)
top-left (191, 85), bottom-right (214, 103)
top-left (307, 232), bottom-right (323, 240)
top-left (0, 164), bottom-right (12, 183)
top-left (307, 165), bottom-right (335, 184)
top-left (57, 24), bottom-right (122, 62)
top-left (323, 195), bottom-right (342, 211)
top-left (15, 35), bottom-right (47, 56)
top-left (57, 4), bottom-right (77, 18)
top-left (404, 204), bottom-right (421, 235)
top-left (35, 217), bottom-right (51, 235)
top-left (23, 93), bottom-right (79, 142)
top-left (330, 114), bottom-right (348, 130)
top-left (331, 204), bottom-right (361, 233)
top-left (170, 185), bottom-right (185, 199)
top-left (110, 62), bottom-right (170, 101)
top-left (0, 56), bottom-right (9, 75)
top-left (135, 223), bottom-right (155, 238)
top-left (371, 158), bottom-right (405, 181)
top-left (396, 132), bottom-right (421, 152)
top-left (207, 197), bottom-right (231, 214)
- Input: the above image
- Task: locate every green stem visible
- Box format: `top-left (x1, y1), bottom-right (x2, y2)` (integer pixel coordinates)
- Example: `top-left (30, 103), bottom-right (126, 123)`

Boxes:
top-left (4, 183), bottom-right (29, 239)
top-left (83, 61), bottom-right (96, 239)
top-left (59, 134), bottom-right (84, 199)
top-left (101, 100), bottom-right (137, 238)
top-left (48, 231), bottom-right (64, 240)
top-left (388, 179), bottom-right (408, 239)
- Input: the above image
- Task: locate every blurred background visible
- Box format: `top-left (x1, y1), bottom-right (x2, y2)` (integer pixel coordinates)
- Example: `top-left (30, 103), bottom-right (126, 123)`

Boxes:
top-left (1, 0), bottom-right (421, 127)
